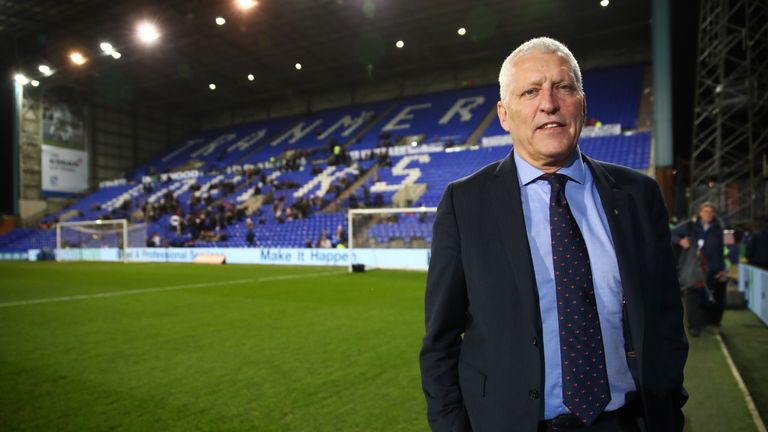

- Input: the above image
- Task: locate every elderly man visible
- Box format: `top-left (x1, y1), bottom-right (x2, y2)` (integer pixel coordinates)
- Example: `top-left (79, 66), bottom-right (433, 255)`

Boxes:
top-left (420, 37), bottom-right (688, 432)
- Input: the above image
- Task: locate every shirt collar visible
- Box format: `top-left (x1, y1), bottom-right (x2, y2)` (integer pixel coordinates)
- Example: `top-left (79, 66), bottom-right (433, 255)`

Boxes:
top-left (513, 147), bottom-right (586, 187)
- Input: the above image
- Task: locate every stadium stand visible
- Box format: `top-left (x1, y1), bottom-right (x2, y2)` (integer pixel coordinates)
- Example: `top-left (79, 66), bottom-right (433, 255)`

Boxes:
top-left (0, 65), bottom-right (652, 252)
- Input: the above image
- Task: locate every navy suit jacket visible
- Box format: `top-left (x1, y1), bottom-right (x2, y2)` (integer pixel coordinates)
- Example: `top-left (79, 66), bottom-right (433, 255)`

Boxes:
top-left (419, 152), bottom-right (688, 431)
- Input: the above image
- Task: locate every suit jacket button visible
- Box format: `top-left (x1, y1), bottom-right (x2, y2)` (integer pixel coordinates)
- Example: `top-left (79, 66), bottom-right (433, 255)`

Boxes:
top-left (529, 389), bottom-right (539, 400)
top-left (531, 337), bottom-right (538, 347)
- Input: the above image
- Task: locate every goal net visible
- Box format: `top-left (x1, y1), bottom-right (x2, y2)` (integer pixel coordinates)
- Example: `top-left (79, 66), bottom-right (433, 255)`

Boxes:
top-left (347, 207), bottom-right (436, 271)
top-left (56, 219), bottom-right (147, 262)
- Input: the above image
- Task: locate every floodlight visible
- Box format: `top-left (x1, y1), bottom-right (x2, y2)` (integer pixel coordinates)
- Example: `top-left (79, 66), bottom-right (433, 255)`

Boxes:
top-left (31, 80), bottom-right (40, 87)
top-left (111, 51), bottom-right (122, 59)
top-left (70, 51), bottom-right (87, 66)
top-left (295, 63), bottom-right (302, 70)
top-left (38, 65), bottom-right (53, 76)
top-left (457, 27), bottom-right (467, 36)
top-left (209, 83), bottom-right (217, 90)
top-left (137, 21), bottom-right (160, 44)
top-left (600, 0), bottom-right (609, 6)
top-left (395, 40), bottom-right (404, 48)
top-left (410, 141), bottom-right (418, 147)
top-left (216, 17), bottom-right (226, 26)
top-left (247, 74), bottom-right (255, 81)
top-left (237, 0), bottom-right (257, 10)
top-left (14, 74), bottom-right (29, 86)
top-left (100, 42), bottom-right (114, 53)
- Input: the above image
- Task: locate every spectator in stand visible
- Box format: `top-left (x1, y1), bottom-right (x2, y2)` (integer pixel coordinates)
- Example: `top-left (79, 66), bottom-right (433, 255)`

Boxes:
top-left (169, 212), bottom-right (182, 234)
top-left (148, 232), bottom-right (162, 247)
top-left (671, 202), bottom-right (728, 335)
top-left (333, 224), bottom-right (346, 246)
top-left (316, 231), bottom-right (332, 248)
top-left (746, 220), bottom-right (768, 269)
top-left (246, 229), bottom-right (255, 246)
top-left (304, 237), bottom-right (313, 248)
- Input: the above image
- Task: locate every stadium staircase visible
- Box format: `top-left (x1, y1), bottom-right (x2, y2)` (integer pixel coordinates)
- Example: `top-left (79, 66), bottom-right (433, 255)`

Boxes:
top-left (322, 161), bottom-right (382, 212)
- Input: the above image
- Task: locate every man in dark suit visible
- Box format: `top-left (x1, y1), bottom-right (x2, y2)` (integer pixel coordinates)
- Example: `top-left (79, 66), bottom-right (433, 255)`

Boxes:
top-left (420, 37), bottom-right (688, 432)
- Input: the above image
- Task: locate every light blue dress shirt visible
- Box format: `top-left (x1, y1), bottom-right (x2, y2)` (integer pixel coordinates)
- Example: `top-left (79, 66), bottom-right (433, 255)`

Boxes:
top-left (513, 149), bottom-right (636, 419)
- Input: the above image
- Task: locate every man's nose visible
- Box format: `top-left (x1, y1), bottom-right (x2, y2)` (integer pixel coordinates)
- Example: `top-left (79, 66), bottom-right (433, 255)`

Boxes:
top-left (539, 88), bottom-right (560, 114)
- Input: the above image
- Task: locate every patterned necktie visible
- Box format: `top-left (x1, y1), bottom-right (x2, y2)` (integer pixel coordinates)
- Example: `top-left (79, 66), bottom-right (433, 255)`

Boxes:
top-left (544, 173), bottom-right (610, 425)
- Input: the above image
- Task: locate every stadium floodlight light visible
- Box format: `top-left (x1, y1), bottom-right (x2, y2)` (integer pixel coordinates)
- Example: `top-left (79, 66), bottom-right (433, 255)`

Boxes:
top-left (100, 42), bottom-right (114, 53)
top-left (209, 83), bottom-right (217, 90)
top-left (111, 51), bottom-right (122, 59)
top-left (137, 21), bottom-right (160, 44)
top-left (395, 40), bottom-right (405, 49)
top-left (31, 80), bottom-right (40, 87)
top-left (236, 0), bottom-right (257, 10)
top-left (38, 64), bottom-right (53, 76)
top-left (600, 0), bottom-right (609, 6)
top-left (247, 73), bottom-right (255, 81)
top-left (216, 17), bottom-right (226, 25)
top-left (295, 63), bottom-right (302, 70)
top-left (14, 73), bottom-right (30, 86)
top-left (457, 27), bottom-right (467, 36)
top-left (410, 140), bottom-right (418, 147)
top-left (70, 51), bottom-right (87, 66)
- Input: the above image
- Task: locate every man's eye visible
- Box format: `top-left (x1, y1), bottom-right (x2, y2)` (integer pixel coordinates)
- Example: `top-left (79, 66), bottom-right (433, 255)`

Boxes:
top-left (522, 88), bottom-right (537, 97)
top-left (558, 84), bottom-right (574, 92)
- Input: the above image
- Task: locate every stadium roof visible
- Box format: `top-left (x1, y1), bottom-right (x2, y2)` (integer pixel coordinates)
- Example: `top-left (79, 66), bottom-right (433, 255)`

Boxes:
top-left (2, 0), bottom-right (651, 114)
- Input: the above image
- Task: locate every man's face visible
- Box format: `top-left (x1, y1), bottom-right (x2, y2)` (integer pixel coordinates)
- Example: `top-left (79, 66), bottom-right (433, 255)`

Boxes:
top-left (497, 52), bottom-right (585, 172)
top-left (699, 206), bottom-right (715, 224)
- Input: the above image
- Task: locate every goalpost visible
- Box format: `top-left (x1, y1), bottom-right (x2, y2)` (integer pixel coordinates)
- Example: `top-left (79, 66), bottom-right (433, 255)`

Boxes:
top-left (347, 207), bottom-right (436, 271)
top-left (56, 219), bottom-right (147, 262)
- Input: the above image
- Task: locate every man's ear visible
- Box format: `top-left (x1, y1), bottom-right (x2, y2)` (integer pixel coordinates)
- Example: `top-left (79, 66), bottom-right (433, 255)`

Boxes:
top-left (581, 94), bottom-right (587, 124)
top-left (497, 101), bottom-right (511, 132)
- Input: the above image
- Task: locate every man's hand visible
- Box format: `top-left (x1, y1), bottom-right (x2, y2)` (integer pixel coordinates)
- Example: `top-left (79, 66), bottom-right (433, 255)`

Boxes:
top-left (679, 237), bottom-right (691, 249)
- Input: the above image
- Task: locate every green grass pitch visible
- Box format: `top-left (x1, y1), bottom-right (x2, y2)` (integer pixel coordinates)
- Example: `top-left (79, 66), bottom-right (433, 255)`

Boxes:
top-left (0, 261), bottom-right (762, 431)
top-left (0, 262), bottom-right (427, 431)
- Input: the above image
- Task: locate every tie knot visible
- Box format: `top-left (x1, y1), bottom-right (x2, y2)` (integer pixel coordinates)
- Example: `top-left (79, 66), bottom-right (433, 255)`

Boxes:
top-left (542, 173), bottom-right (569, 191)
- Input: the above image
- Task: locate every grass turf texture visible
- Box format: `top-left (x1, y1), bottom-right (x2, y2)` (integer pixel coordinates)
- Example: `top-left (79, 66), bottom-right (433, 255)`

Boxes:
top-left (0, 262), bottom-right (426, 431)
top-left (0, 261), bottom-right (763, 431)
top-left (719, 309), bottom-right (768, 428)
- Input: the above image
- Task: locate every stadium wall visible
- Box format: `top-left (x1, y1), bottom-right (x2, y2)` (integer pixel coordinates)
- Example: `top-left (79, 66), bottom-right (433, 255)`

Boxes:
top-left (739, 264), bottom-right (768, 326)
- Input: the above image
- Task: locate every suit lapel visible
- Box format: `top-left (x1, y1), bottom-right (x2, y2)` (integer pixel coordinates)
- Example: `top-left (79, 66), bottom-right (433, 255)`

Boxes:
top-left (489, 153), bottom-right (541, 328)
top-left (584, 157), bottom-right (645, 365)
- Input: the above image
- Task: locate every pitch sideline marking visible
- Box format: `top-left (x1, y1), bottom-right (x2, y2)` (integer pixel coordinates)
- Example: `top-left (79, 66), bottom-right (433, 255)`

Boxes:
top-left (715, 332), bottom-right (767, 432)
top-left (0, 270), bottom-right (345, 308)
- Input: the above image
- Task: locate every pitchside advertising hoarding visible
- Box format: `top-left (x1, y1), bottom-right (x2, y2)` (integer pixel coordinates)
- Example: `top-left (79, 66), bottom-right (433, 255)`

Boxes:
top-left (29, 247), bottom-right (432, 270)
top-left (41, 101), bottom-right (88, 194)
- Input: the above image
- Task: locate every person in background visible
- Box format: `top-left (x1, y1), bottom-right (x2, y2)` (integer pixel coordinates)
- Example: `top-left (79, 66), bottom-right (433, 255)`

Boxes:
top-left (671, 202), bottom-right (728, 335)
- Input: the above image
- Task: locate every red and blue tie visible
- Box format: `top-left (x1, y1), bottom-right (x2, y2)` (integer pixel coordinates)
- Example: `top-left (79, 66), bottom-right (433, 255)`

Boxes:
top-left (544, 173), bottom-right (610, 425)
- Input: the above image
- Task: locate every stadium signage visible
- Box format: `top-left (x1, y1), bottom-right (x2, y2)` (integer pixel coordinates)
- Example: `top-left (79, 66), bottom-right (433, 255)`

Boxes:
top-left (30, 247), bottom-right (431, 270)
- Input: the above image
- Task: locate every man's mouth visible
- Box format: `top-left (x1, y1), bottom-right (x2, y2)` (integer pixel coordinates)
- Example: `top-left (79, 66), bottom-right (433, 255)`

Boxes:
top-left (537, 121), bottom-right (565, 130)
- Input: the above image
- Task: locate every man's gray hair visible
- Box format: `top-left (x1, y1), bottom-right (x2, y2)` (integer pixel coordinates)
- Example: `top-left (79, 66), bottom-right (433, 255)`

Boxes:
top-left (498, 37), bottom-right (583, 105)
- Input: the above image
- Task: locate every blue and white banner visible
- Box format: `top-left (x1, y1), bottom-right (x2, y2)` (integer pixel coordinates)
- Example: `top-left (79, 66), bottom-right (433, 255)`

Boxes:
top-left (41, 100), bottom-right (88, 194)
top-left (39, 247), bottom-right (431, 271)
top-left (41, 145), bottom-right (89, 194)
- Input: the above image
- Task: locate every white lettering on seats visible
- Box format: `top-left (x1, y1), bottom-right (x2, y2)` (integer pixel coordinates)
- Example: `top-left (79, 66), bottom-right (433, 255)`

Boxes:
top-left (270, 120), bottom-right (324, 146)
top-left (438, 96), bottom-right (486, 124)
top-left (371, 154), bottom-right (430, 192)
top-left (381, 104), bottom-right (432, 131)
